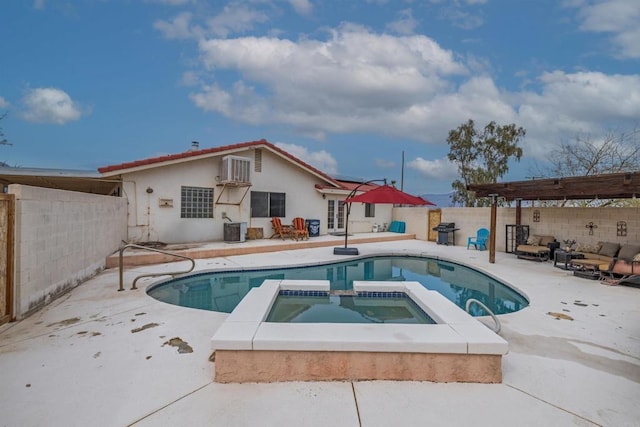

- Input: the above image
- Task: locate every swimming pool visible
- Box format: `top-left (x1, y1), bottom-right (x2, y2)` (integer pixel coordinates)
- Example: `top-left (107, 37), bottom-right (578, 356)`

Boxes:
top-left (147, 255), bottom-right (528, 316)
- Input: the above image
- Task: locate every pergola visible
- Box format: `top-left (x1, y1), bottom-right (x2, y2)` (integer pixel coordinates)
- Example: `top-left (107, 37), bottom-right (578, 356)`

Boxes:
top-left (0, 167), bottom-right (120, 195)
top-left (467, 171), bottom-right (640, 263)
top-left (468, 171), bottom-right (640, 201)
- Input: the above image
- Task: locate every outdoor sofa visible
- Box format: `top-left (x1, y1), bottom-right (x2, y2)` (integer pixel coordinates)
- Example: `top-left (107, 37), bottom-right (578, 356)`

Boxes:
top-left (591, 243), bottom-right (640, 283)
top-left (569, 242), bottom-right (624, 271)
top-left (515, 235), bottom-right (559, 261)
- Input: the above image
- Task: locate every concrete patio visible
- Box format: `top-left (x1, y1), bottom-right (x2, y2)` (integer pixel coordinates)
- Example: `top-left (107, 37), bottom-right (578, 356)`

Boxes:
top-left (1, 238), bottom-right (638, 426)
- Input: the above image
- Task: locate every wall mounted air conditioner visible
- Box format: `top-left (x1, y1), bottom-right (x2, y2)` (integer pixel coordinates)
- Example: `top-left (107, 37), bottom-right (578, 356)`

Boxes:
top-left (224, 222), bottom-right (247, 243)
top-left (220, 155), bottom-right (251, 184)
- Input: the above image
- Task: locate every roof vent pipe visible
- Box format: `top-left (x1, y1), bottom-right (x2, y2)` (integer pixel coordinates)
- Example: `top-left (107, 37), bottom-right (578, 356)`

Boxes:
top-left (191, 141), bottom-right (200, 150)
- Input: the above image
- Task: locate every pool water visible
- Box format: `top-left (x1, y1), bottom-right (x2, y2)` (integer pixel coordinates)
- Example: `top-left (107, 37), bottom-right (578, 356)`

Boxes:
top-left (266, 291), bottom-right (436, 324)
top-left (147, 255), bottom-right (528, 316)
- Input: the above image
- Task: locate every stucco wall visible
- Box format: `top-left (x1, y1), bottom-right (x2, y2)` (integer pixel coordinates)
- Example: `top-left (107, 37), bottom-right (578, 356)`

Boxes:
top-left (392, 207), bottom-right (429, 239)
top-left (394, 206), bottom-right (640, 251)
top-left (346, 203), bottom-right (393, 233)
top-left (10, 185), bottom-right (127, 318)
top-left (118, 148), bottom-right (393, 243)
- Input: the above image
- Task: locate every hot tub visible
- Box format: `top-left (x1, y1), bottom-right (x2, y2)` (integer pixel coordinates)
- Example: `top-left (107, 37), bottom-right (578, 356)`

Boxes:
top-left (211, 279), bottom-right (508, 384)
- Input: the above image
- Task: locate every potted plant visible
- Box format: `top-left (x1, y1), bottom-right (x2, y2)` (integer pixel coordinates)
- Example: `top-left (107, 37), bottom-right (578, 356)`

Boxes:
top-left (562, 239), bottom-right (577, 252)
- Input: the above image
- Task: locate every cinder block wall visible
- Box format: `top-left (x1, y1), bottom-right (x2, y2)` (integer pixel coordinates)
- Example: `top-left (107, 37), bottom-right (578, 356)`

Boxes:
top-left (394, 206), bottom-right (640, 252)
top-left (10, 185), bottom-right (127, 318)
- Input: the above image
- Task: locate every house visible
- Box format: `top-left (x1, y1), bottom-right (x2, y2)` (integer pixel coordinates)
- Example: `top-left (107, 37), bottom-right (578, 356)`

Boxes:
top-left (98, 139), bottom-right (394, 244)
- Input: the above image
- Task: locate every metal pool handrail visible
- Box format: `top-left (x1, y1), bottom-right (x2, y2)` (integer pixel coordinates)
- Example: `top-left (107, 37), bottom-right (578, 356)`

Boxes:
top-left (465, 298), bottom-right (501, 333)
top-left (118, 243), bottom-right (195, 291)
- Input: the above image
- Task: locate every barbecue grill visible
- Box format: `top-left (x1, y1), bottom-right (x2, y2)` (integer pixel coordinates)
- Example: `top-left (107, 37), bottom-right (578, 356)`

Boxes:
top-left (432, 222), bottom-right (459, 245)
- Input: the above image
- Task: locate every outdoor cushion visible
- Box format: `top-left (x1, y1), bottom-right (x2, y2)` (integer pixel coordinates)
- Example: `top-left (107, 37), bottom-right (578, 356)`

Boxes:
top-left (538, 235), bottom-right (555, 246)
top-left (617, 243), bottom-right (640, 262)
top-left (388, 221), bottom-right (406, 233)
top-left (526, 235), bottom-right (541, 245)
top-left (526, 235), bottom-right (540, 245)
top-left (517, 244), bottom-right (549, 254)
top-left (598, 242), bottom-right (621, 258)
top-left (575, 243), bottom-right (599, 253)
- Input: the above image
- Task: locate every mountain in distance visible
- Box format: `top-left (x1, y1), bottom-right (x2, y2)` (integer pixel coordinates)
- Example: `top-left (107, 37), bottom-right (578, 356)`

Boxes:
top-left (419, 192), bottom-right (454, 207)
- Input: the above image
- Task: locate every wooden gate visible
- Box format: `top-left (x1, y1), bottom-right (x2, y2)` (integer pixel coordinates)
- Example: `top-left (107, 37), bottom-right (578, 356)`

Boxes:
top-left (0, 194), bottom-right (14, 325)
top-left (427, 209), bottom-right (441, 242)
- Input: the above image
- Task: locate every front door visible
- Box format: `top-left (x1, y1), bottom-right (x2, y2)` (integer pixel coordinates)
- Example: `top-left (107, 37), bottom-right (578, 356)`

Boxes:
top-left (327, 199), bottom-right (345, 234)
top-left (427, 209), bottom-right (441, 242)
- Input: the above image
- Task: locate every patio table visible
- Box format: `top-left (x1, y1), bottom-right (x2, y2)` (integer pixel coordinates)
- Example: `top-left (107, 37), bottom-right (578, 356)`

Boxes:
top-left (554, 250), bottom-right (585, 270)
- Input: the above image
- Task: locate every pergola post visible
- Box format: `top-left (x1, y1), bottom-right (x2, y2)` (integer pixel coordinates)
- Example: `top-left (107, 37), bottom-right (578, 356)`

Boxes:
top-left (489, 194), bottom-right (498, 264)
top-left (515, 198), bottom-right (522, 225)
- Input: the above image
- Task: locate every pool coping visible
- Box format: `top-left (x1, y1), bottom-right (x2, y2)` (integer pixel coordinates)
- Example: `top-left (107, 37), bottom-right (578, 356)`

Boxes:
top-left (210, 279), bottom-right (508, 383)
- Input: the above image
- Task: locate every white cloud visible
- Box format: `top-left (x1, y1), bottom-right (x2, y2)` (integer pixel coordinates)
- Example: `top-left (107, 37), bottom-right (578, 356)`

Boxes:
top-left (439, 7), bottom-right (484, 30)
top-left (192, 25), bottom-right (468, 139)
top-left (275, 142), bottom-right (338, 174)
top-left (288, 0), bottom-right (313, 16)
top-left (184, 23), bottom-right (640, 165)
top-left (154, 4), bottom-right (270, 40)
top-left (0, 96), bottom-right (10, 109)
top-left (206, 4), bottom-right (270, 38)
top-left (407, 157), bottom-right (458, 180)
top-left (21, 87), bottom-right (84, 124)
top-left (386, 9), bottom-right (418, 35)
top-left (33, 0), bottom-right (45, 10)
top-left (516, 71), bottom-right (640, 158)
top-left (569, 0), bottom-right (640, 58)
top-left (154, 12), bottom-right (201, 40)
top-left (190, 84), bottom-right (233, 116)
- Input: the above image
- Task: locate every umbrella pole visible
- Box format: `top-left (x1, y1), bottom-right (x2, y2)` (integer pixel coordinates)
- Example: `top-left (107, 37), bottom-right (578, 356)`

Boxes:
top-left (333, 178), bottom-right (386, 256)
top-left (343, 202), bottom-right (350, 249)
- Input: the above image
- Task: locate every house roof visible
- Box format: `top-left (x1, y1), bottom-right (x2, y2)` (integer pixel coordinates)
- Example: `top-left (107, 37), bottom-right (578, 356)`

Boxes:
top-left (467, 171), bottom-right (640, 201)
top-left (0, 166), bottom-right (120, 195)
top-left (98, 139), bottom-right (341, 188)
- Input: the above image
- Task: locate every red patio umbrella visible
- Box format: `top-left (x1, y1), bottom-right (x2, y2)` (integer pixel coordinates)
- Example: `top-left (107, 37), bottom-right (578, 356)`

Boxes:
top-left (335, 184), bottom-right (434, 255)
top-left (345, 185), bottom-right (435, 206)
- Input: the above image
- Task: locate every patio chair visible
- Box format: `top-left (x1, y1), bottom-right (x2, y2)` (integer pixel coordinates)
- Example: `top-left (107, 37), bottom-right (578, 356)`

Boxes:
top-left (291, 217), bottom-right (309, 241)
top-left (270, 217), bottom-right (293, 240)
top-left (467, 228), bottom-right (490, 251)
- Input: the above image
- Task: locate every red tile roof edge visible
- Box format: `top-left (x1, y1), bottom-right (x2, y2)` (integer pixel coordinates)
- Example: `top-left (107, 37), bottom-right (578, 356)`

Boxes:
top-left (98, 139), bottom-right (340, 187)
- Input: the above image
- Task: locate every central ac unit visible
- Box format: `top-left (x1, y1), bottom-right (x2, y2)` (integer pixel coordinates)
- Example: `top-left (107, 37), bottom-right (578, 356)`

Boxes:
top-left (220, 155), bottom-right (251, 184)
top-left (224, 222), bottom-right (247, 243)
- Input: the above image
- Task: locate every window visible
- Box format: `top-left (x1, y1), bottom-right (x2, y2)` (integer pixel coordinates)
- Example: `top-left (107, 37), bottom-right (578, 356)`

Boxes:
top-left (251, 191), bottom-right (286, 217)
top-left (365, 203), bottom-right (375, 217)
top-left (181, 186), bottom-right (214, 218)
top-left (254, 149), bottom-right (262, 172)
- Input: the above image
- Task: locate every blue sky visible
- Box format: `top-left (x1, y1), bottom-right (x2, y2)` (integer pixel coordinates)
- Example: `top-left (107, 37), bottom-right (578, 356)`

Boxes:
top-left (1, 0), bottom-right (639, 194)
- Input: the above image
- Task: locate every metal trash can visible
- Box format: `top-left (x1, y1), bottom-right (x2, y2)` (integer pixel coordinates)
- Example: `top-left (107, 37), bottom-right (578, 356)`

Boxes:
top-left (305, 219), bottom-right (320, 237)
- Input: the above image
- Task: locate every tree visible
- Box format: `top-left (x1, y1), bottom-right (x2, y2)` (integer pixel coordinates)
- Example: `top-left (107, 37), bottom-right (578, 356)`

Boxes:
top-left (447, 119), bottom-right (525, 207)
top-left (536, 127), bottom-right (640, 207)
top-left (544, 128), bottom-right (639, 177)
top-left (0, 112), bottom-right (9, 147)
